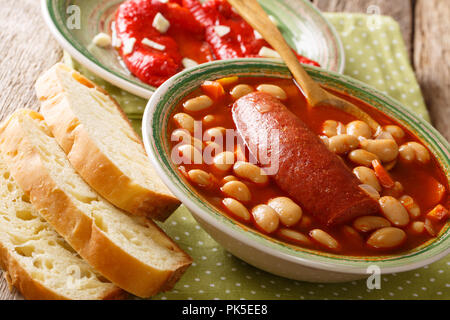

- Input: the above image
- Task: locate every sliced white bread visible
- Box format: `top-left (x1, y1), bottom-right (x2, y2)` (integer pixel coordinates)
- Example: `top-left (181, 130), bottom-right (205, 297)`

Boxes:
top-left (0, 109), bottom-right (192, 298)
top-left (0, 155), bottom-right (124, 300)
top-left (35, 63), bottom-right (179, 221)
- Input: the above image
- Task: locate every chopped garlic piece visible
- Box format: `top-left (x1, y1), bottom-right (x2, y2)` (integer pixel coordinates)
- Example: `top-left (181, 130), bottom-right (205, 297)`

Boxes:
top-left (254, 30), bottom-right (263, 39)
top-left (182, 58), bottom-right (198, 69)
top-left (152, 12), bottom-right (170, 34)
top-left (92, 33), bottom-right (111, 47)
top-left (258, 46), bottom-right (281, 58)
top-left (213, 25), bottom-right (231, 37)
top-left (122, 37), bottom-right (136, 55)
top-left (142, 38), bottom-right (166, 51)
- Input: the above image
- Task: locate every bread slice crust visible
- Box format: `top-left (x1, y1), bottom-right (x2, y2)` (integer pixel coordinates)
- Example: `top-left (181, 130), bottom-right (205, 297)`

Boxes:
top-left (0, 110), bottom-right (191, 298)
top-left (36, 63), bottom-right (179, 221)
top-left (0, 243), bottom-right (124, 300)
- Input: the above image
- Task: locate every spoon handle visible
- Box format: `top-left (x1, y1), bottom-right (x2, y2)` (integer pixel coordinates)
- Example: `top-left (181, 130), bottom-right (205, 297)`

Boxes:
top-left (227, 0), bottom-right (327, 105)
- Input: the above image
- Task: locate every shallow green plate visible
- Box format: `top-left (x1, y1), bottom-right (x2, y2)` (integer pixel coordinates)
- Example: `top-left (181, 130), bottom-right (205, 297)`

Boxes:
top-left (41, 0), bottom-right (344, 98)
top-left (143, 59), bottom-right (449, 275)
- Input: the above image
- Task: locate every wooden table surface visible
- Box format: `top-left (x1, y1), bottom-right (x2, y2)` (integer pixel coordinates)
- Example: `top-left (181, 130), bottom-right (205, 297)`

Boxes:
top-left (0, 0), bottom-right (448, 300)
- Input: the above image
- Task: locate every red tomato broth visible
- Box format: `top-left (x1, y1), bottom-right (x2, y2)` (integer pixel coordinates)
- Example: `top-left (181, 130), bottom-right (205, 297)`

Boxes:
top-left (168, 76), bottom-right (449, 256)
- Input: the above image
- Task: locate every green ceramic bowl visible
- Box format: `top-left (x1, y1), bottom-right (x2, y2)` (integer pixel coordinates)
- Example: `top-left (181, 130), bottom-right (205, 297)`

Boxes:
top-left (142, 59), bottom-right (449, 282)
top-left (41, 0), bottom-right (344, 99)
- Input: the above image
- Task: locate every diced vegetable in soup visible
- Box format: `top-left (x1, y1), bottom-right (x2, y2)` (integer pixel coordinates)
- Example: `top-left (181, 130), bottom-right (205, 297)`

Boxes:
top-left (168, 76), bottom-right (449, 256)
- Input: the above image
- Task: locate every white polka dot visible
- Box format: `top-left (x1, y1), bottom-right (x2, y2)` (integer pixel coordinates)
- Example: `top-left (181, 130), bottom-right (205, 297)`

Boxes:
top-left (161, 296), bottom-right (167, 300)
top-left (198, 241), bottom-right (204, 245)
top-left (184, 232), bottom-right (190, 236)
top-left (275, 293), bottom-right (281, 297)
top-left (175, 236), bottom-right (180, 240)
top-left (205, 270), bottom-right (211, 274)
top-left (220, 276), bottom-right (226, 280)
top-left (199, 290), bottom-right (204, 293)
top-left (251, 291), bottom-right (256, 294)
top-left (235, 283), bottom-right (241, 287)
top-left (225, 290), bottom-right (230, 294)
top-left (216, 262), bottom-right (222, 266)
top-left (194, 278), bottom-right (200, 282)
top-left (184, 284), bottom-right (190, 288)
top-left (210, 283), bottom-right (215, 287)
top-left (171, 221), bottom-right (177, 225)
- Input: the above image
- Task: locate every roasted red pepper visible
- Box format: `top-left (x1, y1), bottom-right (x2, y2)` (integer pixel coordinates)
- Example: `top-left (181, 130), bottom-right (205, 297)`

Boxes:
top-left (115, 0), bottom-right (205, 87)
top-left (115, 0), bottom-right (320, 87)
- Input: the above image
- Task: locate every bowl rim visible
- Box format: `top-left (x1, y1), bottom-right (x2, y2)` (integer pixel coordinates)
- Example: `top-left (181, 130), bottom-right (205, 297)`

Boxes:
top-left (41, 0), bottom-right (345, 99)
top-left (142, 58), bottom-right (449, 275)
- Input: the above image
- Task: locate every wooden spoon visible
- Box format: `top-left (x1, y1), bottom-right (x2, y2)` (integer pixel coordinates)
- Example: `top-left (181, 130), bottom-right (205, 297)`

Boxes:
top-left (227, 0), bottom-right (380, 131)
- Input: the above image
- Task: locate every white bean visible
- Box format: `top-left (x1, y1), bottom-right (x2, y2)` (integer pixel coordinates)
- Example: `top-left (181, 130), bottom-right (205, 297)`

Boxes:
top-left (256, 84), bottom-right (287, 100)
top-left (399, 142), bottom-right (430, 164)
top-left (183, 95), bottom-right (213, 112)
top-left (221, 175), bottom-right (238, 184)
top-left (322, 120), bottom-right (345, 138)
top-left (213, 151), bottom-right (235, 171)
top-left (353, 216), bottom-right (391, 232)
top-left (204, 127), bottom-right (226, 142)
top-left (328, 134), bottom-right (359, 154)
top-left (379, 196), bottom-right (410, 227)
top-left (267, 197), bottom-right (302, 227)
top-left (187, 169), bottom-right (212, 188)
top-left (233, 161), bottom-right (268, 185)
top-left (346, 120), bottom-right (372, 140)
top-left (222, 198), bottom-right (250, 221)
top-left (384, 125), bottom-right (405, 142)
top-left (173, 113), bottom-right (195, 133)
top-left (358, 184), bottom-right (381, 200)
top-left (410, 221), bottom-right (425, 234)
top-left (177, 144), bottom-right (202, 164)
top-left (202, 114), bottom-right (216, 125)
top-left (353, 166), bottom-right (381, 191)
top-left (277, 228), bottom-right (311, 246)
top-left (348, 149), bottom-right (379, 166)
top-left (367, 227), bottom-right (406, 249)
top-left (230, 84), bottom-right (253, 99)
top-left (171, 129), bottom-right (203, 150)
top-left (309, 229), bottom-right (340, 250)
top-left (221, 181), bottom-right (251, 202)
top-left (252, 205), bottom-right (279, 233)
top-left (360, 139), bottom-right (399, 162)
top-left (399, 195), bottom-right (421, 219)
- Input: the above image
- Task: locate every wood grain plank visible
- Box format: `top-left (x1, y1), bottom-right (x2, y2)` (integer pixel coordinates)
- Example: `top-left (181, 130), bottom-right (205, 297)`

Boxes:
top-left (0, 0), bottom-right (62, 300)
top-left (312, 0), bottom-right (414, 60)
top-left (414, 0), bottom-right (450, 140)
top-left (0, 0), bottom-right (62, 121)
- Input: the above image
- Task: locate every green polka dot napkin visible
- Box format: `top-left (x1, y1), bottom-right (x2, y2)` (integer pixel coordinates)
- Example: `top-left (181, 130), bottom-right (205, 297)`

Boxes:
top-left (68, 14), bottom-right (447, 300)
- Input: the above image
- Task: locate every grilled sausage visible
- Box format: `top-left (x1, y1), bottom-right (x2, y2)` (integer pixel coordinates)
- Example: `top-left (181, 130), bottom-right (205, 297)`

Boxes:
top-left (232, 92), bottom-right (379, 226)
